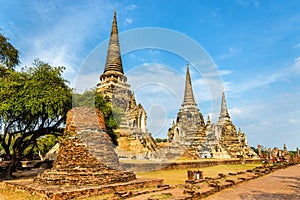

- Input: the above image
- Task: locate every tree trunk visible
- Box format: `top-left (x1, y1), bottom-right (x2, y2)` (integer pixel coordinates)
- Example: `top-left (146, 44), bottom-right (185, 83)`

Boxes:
top-left (3, 159), bottom-right (18, 180)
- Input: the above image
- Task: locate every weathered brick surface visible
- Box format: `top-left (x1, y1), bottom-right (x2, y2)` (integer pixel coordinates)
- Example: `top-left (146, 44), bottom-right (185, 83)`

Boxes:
top-left (35, 107), bottom-right (136, 186)
top-left (180, 163), bottom-right (299, 199)
top-left (5, 178), bottom-right (163, 200)
top-left (205, 164), bottom-right (300, 200)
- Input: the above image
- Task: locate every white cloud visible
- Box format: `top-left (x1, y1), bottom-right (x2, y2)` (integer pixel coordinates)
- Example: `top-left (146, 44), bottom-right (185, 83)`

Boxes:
top-left (12, 1), bottom-right (120, 85)
top-left (227, 57), bottom-right (300, 94)
top-left (124, 18), bottom-right (133, 25)
top-left (222, 81), bottom-right (233, 92)
top-left (125, 63), bottom-right (185, 137)
top-left (125, 4), bottom-right (137, 10)
top-left (290, 56), bottom-right (300, 74)
top-left (293, 43), bottom-right (300, 48)
top-left (73, 73), bottom-right (99, 93)
top-left (236, 0), bottom-right (260, 8)
top-left (219, 47), bottom-right (241, 59)
top-left (229, 108), bottom-right (241, 115)
top-left (219, 70), bottom-right (232, 75)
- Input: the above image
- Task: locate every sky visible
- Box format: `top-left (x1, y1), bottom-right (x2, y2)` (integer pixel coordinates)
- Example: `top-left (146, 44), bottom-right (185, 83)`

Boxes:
top-left (1, 0), bottom-right (299, 150)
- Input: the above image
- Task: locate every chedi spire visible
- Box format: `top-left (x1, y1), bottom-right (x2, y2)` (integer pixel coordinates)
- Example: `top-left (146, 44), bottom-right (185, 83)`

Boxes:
top-left (219, 91), bottom-right (230, 121)
top-left (182, 65), bottom-right (197, 107)
top-left (100, 10), bottom-right (125, 80)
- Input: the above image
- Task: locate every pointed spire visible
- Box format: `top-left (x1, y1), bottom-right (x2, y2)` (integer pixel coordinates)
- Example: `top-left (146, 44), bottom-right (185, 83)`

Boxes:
top-left (219, 91), bottom-right (230, 121)
top-left (238, 127), bottom-right (243, 136)
top-left (182, 64), bottom-right (197, 107)
top-left (100, 10), bottom-right (125, 80)
top-left (207, 115), bottom-right (211, 125)
top-left (128, 92), bottom-right (137, 110)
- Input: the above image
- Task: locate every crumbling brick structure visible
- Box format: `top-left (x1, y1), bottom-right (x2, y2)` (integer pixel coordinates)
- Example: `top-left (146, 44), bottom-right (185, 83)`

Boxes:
top-left (35, 107), bottom-right (136, 186)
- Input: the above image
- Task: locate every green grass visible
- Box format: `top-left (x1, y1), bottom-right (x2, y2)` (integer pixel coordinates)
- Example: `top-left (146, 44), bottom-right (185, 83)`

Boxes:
top-left (136, 164), bottom-right (261, 185)
top-left (148, 193), bottom-right (173, 199)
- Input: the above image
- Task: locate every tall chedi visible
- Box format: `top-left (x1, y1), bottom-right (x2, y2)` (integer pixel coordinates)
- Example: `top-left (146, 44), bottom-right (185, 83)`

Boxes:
top-left (98, 11), bottom-right (130, 111)
top-left (214, 91), bottom-right (258, 158)
top-left (167, 65), bottom-right (206, 157)
top-left (97, 11), bottom-right (157, 160)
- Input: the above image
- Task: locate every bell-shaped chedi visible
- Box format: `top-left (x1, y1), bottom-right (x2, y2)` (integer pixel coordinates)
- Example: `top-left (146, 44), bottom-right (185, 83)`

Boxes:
top-left (166, 65), bottom-right (205, 159)
top-left (97, 11), bottom-right (157, 160)
top-left (35, 107), bottom-right (136, 186)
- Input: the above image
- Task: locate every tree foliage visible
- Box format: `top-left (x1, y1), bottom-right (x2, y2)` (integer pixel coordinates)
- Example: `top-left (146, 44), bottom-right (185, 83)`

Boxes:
top-left (73, 89), bottom-right (121, 146)
top-left (33, 134), bottom-right (61, 156)
top-left (155, 138), bottom-right (168, 143)
top-left (0, 33), bottom-right (19, 69)
top-left (0, 60), bottom-right (72, 178)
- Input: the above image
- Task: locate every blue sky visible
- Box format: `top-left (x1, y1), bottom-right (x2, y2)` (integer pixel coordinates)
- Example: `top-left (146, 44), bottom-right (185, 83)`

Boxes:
top-left (1, 0), bottom-right (299, 150)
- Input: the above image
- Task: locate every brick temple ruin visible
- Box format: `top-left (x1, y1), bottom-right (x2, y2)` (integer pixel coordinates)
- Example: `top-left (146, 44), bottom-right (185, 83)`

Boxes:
top-left (257, 143), bottom-right (298, 163)
top-left (23, 107), bottom-right (162, 199)
top-left (96, 11), bottom-right (157, 160)
top-left (95, 11), bottom-right (258, 160)
top-left (45, 11), bottom-right (258, 161)
top-left (167, 66), bottom-right (258, 159)
top-left (35, 107), bottom-right (136, 185)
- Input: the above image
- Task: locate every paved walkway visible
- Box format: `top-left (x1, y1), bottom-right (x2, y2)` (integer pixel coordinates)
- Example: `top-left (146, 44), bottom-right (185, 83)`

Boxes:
top-left (205, 164), bottom-right (300, 200)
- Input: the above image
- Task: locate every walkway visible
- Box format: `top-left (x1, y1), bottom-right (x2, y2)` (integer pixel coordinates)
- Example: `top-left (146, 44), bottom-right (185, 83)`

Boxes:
top-left (205, 164), bottom-right (300, 200)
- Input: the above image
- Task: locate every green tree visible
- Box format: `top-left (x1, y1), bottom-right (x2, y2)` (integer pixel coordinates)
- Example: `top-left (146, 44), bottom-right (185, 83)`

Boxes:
top-left (0, 60), bottom-right (72, 179)
top-left (251, 146), bottom-right (258, 155)
top-left (0, 33), bottom-right (19, 69)
top-left (32, 134), bottom-right (61, 157)
top-left (73, 89), bottom-right (121, 146)
top-left (155, 138), bottom-right (168, 143)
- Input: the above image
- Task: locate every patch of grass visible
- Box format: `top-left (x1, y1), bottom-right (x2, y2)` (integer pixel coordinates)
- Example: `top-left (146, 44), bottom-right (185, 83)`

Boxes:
top-left (149, 192), bottom-right (173, 199)
top-left (136, 164), bottom-right (261, 185)
top-left (74, 193), bottom-right (114, 200)
top-left (0, 182), bottom-right (40, 200)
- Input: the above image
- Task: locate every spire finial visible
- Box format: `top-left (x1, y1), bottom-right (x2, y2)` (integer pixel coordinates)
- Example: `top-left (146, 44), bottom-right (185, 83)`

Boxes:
top-left (100, 10), bottom-right (125, 80)
top-left (219, 91), bottom-right (230, 121)
top-left (182, 64), bottom-right (197, 106)
top-left (207, 114), bottom-right (211, 125)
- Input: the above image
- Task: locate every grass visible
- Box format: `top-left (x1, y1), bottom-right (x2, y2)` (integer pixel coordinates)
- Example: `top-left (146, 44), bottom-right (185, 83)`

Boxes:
top-left (0, 163), bottom-right (261, 200)
top-left (74, 193), bottom-right (114, 200)
top-left (136, 164), bottom-right (261, 185)
top-left (0, 182), bottom-right (40, 200)
top-left (148, 193), bottom-right (173, 199)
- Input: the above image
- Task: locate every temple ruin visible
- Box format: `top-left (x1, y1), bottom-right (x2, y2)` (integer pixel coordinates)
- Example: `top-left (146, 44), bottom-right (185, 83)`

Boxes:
top-left (167, 66), bottom-right (258, 159)
top-left (96, 11), bottom-right (157, 160)
top-left (35, 107), bottom-right (136, 185)
top-left (78, 11), bottom-right (258, 161)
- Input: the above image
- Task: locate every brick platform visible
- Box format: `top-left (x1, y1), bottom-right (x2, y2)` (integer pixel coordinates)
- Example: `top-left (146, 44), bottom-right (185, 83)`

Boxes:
top-left (205, 164), bottom-right (300, 200)
top-left (5, 178), bottom-right (163, 200)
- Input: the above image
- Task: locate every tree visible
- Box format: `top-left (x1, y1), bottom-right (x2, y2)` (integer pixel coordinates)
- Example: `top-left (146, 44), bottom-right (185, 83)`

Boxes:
top-left (251, 146), bottom-right (258, 155)
top-left (32, 134), bottom-right (61, 157)
top-left (0, 33), bottom-right (19, 69)
top-left (155, 138), bottom-right (168, 143)
top-left (73, 89), bottom-right (121, 146)
top-left (0, 60), bottom-right (72, 179)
